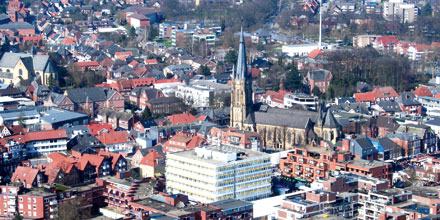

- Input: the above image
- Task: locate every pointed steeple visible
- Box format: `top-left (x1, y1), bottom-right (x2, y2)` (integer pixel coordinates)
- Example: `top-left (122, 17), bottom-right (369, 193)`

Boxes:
top-left (236, 27), bottom-right (248, 80)
top-left (323, 108), bottom-right (339, 129)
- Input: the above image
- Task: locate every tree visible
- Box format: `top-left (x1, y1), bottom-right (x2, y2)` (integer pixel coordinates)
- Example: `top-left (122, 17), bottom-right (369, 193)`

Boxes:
top-left (58, 197), bottom-right (91, 220)
top-left (197, 65), bottom-right (211, 76)
top-left (422, 3), bottom-right (432, 17)
top-left (48, 74), bottom-right (55, 89)
top-left (142, 107), bottom-right (153, 120)
top-left (311, 87), bottom-right (323, 98)
top-left (13, 214), bottom-right (23, 220)
top-left (283, 65), bottom-right (303, 91)
top-left (18, 112), bottom-right (26, 128)
top-left (129, 26), bottom-right (136, 37)
top-left (225, 49), bottom-right (238, 65)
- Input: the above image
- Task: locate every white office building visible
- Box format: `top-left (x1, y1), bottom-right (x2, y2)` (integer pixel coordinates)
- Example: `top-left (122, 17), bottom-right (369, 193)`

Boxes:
top-left (166, 145), bottom-right (271, 203)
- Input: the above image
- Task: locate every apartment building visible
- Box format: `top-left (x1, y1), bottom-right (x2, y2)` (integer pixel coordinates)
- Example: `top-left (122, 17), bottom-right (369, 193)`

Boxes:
top-left (383, 0), bottom-right (418, 23)
top-left (280, 145), bottom-right (337, 182)
top-left (0, 185), bottom-right (58, 219)
top-left (280, 145), bottom-right (393, 183)
top-left (193, 33), bottom-right (216, 46)
top-left (166, 146), bottom-right (271, 203)
top-left (25, 130), bottom-right (68, 157)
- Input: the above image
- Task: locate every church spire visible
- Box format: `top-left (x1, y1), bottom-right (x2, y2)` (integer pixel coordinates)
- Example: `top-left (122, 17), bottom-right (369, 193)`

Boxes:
top-left (236, 26), bottom-right (248, 80)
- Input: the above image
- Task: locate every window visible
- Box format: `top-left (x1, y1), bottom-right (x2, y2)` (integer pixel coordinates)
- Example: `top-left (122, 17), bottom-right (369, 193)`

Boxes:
top-left (19, 69), bottom-right (23, 76)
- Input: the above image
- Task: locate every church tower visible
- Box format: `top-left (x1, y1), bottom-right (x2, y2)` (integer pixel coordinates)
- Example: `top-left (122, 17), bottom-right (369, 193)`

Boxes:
top-left (230, 27), bottom-right (253, 130)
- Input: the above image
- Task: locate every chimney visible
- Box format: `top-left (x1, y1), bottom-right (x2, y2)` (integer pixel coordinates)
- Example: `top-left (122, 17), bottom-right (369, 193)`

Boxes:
top-left (342, 139), bottom-right (350, 152)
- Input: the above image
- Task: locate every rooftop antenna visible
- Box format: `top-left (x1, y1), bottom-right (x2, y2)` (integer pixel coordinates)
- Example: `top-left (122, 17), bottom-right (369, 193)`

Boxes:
top-left (318, 0), bottom-right (322, 49)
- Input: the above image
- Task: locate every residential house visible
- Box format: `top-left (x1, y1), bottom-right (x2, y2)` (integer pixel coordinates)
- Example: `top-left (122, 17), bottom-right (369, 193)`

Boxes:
top-left (97, 108), bottom-right (135, 130)
top-left (349, 137), bottom-right (378, 160)
top-left (139, 148), bottom-right (165, 178)
top-left (395, 92), bottom-right (422, 115)
top-left (65, 87), bottom-right (124, 116)
top-left (11, 166), bottom-right (44, 189)
top-left (163, 132), bottom-right (206, 152)
top-left (208, 127), bottom-right (262, 151)
top-left (98, 151), bottom-right (128, 174)
top-left (128, 87), bottom-right (164, 110)
top-left (95, 130), bottom-right (136, 153)
top-left (354, 87), bottom-right (399, 105)
top-left (305, 69), bottom-right (332, 94)
top-left (44, 92), bottom-right (74, 111)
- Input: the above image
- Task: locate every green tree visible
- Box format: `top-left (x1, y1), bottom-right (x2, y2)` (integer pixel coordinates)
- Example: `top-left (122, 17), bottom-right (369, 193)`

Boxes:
top-left (311, 87), bottom-right (323, 99)
top-left (283, 65), bottom-right (303, 91)
top-left (18, 112), bottom-right (26, 128)
top-left (13, 214), bottom-right (23, 220)
top-left (197, 65), bottom-right (211, 76)
top-left (225, 49), bottom-right (238, 64)
top-left (48, 74), bottom-right (55, 89)
top-left (422, 3), bottom-right (432, 17)
top-left (141, 107), bottom-right (153, 120)
top-left (129, 26), bottom-right (136, 37)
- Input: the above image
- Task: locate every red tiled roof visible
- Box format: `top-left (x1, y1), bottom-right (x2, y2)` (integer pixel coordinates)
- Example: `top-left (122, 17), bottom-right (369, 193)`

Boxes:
top-left (376, 36), bottom-right (399, 47)
top-left (155, 78), bottom-right (179, 84)
top-left (251, 68), bottom-right (261, 78)
top-left (47, 152), bottom-right (68, 163)
top-left (354, 87), bottom-right (399, 103)
top-left (432, 42), bottom-right (440, 48)
top-left (11, 166), bottom-right (39, 185)
top-left (74, 61), bottom-right (99, 67)
top-left (140, 149), bottom-right (164, 167)
top-left (413, 85), bottom-right (433, 97)
top-left (128, 60), bottom-right (139, 68)
top-left (98, 151), bottom-right (124, 167)
top-left (145, 59), bottom-right (158, 65)
top-left (96, 130), bottom-right (134, 145)
top-left (168, 113), bottom-right (197, 125)
top-left (61, 37), bottom-right (76, 45)
top-left (85, 123), bottom-right (113, 136)
top-left (24, 130), bottom-right (67, 142)
top-left (50, 160), bottom-right (76, 174)
top-left (115, 51), bottom-right (132, 57)
top-left (163, 133), bottom-right (206, 152)
top-left (308, 49), bottom-right (323, 59)
top-left (44, 165), bottom-right (61, 183)
top-left (80, 153), bottom-right (105, 168)
top-left (264, 89), bottom-right (290, 104)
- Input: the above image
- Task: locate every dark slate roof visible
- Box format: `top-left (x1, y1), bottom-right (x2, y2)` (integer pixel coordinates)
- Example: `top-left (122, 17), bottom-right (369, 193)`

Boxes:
top-left (0, 22), bottom-right (34, 30)
top-left (46, 92), bottom-right (66, 105)
top-left (354, 137), bottom-right (374, 149)
top-left (0, 88), bottom-right (22, 96)
top-left (66, 87), bottom-right (118, 103)
top-left (250, 58), bottom-right (271, 69)
top-left (130, 87), bottom-right (160, 99)
top-left (338, 102), bottom-right (369, 114)
top-left (374, 116), bottom-right (400, 130)
top-left (139, 145), bottom-right (165, 157)
top-left (377, 101), bottom-right (401, 112)
top-left (138, 120), bottom-right (158, 128)
top-left (378, 137), bottom-right (400, 151)
top-left (245, 106), bottom-right (318, 128)
top-left (309, 69), bottom-right (331, 81)
top-left (396, 92), bottom-right (420, 106)
top-left (70, 133), bottom-right (104, 150)
top-left (426, 117), bottom-right (440, 127)
top-left (323, 109), bottom-right (339, 129)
